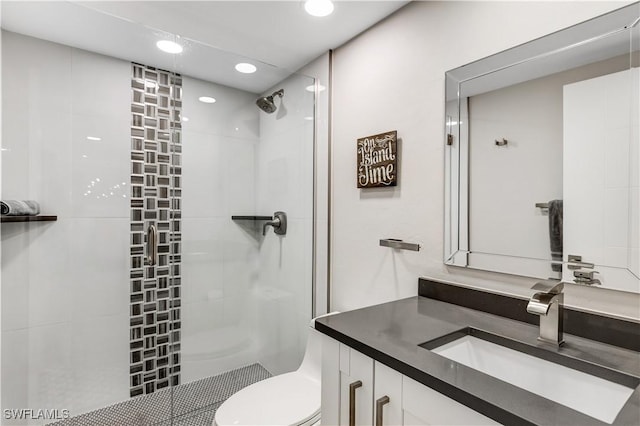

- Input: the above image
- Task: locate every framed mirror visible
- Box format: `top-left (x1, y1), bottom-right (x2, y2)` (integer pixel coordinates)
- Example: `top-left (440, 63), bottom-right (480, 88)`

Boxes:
top-left (444, 3), bottom-right (640, 293)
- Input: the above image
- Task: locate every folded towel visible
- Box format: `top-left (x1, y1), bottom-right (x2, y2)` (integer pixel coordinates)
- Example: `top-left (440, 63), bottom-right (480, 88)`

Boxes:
top-left (548, 199), bottom-right (563, 272)
top-left (0, 200), bottom-right (40, 216)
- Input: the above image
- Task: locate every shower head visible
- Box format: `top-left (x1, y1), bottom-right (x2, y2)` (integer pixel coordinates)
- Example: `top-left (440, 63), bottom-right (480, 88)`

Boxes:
top-left (256, 89), bottom-right (284, 114)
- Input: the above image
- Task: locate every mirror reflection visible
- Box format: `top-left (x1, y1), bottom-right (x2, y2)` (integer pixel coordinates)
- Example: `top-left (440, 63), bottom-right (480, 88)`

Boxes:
top-left (445, 3), bottom-right (640, 293)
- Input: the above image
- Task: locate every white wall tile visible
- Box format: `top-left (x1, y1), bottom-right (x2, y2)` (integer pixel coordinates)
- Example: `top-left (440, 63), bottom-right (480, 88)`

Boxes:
top-left (26, 220), bottom-right (72, 328)
top-left (181, 218), bottom-right (225, 305)
top-left (222, 136), bottom-right (257, 217)
top-left (26, 323), bottom-right (74, 417)
top-left (2, 32), bottom-right (132, 414)
top-left (1, 31), bottom-right (72, 115)
top-left (1, 32), bottom-right (73, 216)
top-left (256, 124), bottom-right (313, 220)
top-left (1, 329), bottom-right (29, 416)
top-left (259, 74), bottom-right (315, 138)
top-left (181, 129), bottom-right (226, 218)
top-left (181, 76), bottom-right (259, 139)
top-left (1, 223), bottom-right (30, 332)
top-left (71, 114), bottom-right (129, 218)
top-left (71, 49), bottom-right (130, 119)
top-left (69, 314), bottom-right (129, 416)
top-left (181, 299), bottom-right (224, 345)
top-left (2, 107), bottom-right (73, 217)
top-left (69, 218), bottom-right (129, 319)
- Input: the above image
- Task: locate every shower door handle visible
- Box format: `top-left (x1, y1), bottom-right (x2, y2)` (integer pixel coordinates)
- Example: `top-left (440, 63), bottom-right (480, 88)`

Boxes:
top-left (348, 380), bottom-right (362, 426)
top-left (147, 224), bottom-right (157, 266)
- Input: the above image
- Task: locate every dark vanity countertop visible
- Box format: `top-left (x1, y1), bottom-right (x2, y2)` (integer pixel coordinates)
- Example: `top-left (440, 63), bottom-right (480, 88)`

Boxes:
top-left (315, 296), bottom-right (640, 425)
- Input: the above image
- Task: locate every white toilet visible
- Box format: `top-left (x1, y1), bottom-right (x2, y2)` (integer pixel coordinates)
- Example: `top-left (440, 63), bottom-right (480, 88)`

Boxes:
top-left (212, 316), bottom-right (329, 426)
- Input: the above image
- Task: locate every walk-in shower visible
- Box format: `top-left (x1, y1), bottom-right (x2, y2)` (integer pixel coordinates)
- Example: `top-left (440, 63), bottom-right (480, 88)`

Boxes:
top-left (0, 3), bottom-right (315, 425)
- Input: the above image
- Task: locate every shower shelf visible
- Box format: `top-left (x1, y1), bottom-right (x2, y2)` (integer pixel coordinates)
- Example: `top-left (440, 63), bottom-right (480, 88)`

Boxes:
top-left (1, 215), bottom-right (57, 223)
top-left (231, 215), bottom-right (273, 221)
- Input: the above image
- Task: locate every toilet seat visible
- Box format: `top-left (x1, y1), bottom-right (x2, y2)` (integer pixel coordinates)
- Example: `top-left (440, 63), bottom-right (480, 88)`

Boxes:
top-left (213, 371), bottom-right (320, 426)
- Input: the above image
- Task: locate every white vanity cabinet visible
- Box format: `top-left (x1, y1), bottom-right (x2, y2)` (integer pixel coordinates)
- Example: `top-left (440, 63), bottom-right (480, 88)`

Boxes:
top-left (320, 334), bottom-right (499, 426)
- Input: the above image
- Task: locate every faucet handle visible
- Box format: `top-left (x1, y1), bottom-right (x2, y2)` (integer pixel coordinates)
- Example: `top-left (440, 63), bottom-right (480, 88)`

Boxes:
top-left (531, 279), bottom-right (564, 294)
top-left (527, 292), bottom-right (556, 315)
top-left (262, 211), bottom-right (287, 236)
top-left (262, 217), bottom-right (281, 236)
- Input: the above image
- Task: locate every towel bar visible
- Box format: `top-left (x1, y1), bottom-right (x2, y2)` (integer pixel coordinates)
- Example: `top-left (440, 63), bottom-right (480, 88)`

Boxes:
top-left (379, 239), bottom-right (420, 251)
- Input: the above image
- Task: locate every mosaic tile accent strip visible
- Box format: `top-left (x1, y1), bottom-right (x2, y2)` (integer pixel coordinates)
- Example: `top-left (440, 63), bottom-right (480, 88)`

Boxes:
top-left (47, 364), bottom-right (271, 426)
top-left (130, 63), bottom-right (183, 398)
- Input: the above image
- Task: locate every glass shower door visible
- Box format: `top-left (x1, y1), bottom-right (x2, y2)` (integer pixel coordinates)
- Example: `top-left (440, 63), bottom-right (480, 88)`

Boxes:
top-left (170, 36), bottom-right (316, 422)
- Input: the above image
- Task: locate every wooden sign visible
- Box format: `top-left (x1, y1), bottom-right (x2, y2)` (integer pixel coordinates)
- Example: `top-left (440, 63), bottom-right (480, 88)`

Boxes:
top-left (357, 130), bottom-right (398, 188)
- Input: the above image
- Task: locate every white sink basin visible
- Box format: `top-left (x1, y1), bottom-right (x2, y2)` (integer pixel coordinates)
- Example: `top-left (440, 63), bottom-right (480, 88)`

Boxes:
top-left (430, 333), bottom-right (635, 424)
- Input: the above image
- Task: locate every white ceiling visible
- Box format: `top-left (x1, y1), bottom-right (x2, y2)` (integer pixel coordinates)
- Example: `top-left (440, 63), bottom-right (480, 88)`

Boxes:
top-left (1, 0), bottom-right (409, 93)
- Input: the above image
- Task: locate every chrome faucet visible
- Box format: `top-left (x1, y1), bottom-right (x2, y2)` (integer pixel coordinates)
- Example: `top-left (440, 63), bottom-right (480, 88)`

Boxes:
top-left (526, 280), bottom-right (564, 346)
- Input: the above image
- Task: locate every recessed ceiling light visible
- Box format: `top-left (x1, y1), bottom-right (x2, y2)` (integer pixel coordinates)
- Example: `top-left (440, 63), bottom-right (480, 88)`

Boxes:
top-left (235, 63), bottom-right (257, 74)
top-left (182, 116), bottom-right (190, 122)
top-left (305, 84), bottom-right (326, 92)
top-left (304, 0), bottom-right (334, 17)
top-left (86, 136), bottom-right (102, 141)
top-left (156, 40), bottom-right (183, 54)
top-left (198, 96), bottom-right (216, 104)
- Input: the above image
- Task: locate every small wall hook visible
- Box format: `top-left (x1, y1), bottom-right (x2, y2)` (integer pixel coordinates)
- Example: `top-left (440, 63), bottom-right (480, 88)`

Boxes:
top-left (495, 138), bottom-right (508, 146)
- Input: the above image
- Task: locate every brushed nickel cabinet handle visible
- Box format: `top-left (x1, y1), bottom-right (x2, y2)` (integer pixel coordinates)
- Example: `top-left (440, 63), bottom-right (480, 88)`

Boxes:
top-left (147, 224), bottom-right (157, 266)
top-left (375, 395), bottom-right (390, 426)
top-left (349, 380), bottom-right (362, 426)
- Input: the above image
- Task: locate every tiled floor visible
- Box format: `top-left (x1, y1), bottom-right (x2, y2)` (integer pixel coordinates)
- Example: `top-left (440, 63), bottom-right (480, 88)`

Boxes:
top-left (48, 364), bottom-right (271, 426)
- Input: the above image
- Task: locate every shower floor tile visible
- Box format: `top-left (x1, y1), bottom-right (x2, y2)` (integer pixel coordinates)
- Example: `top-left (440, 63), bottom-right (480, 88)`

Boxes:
top-left (47, 364), bottom-right (271, 426)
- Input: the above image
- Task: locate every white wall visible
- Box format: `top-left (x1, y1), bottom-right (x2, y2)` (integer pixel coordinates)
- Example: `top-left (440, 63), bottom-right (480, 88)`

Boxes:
top-left (1, 31), bottom-right (130, 422)
top-left (330, 1), bottom-right (640, 319)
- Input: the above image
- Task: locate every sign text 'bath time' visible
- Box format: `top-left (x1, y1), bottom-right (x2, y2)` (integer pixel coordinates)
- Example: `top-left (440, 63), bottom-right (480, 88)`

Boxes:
top-left (357, 130), bottom-right (398, 188)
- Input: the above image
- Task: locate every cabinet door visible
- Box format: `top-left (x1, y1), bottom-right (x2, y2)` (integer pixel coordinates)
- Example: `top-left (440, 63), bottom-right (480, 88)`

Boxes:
top-left (320, 335), bottom-right (374, 426)
top-left (402, 376), bottom-right (499, 425)
top-left (339, 344), bottom-right (374, 426)
top-left (373, 361), bottom-right (403, 426)
top-left (321, 334), bottom-right (341, 426)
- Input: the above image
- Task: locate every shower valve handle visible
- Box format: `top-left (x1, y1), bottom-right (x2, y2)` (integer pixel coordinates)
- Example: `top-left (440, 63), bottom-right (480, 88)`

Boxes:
top-left (262, 211), bottom-right (287, 236)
